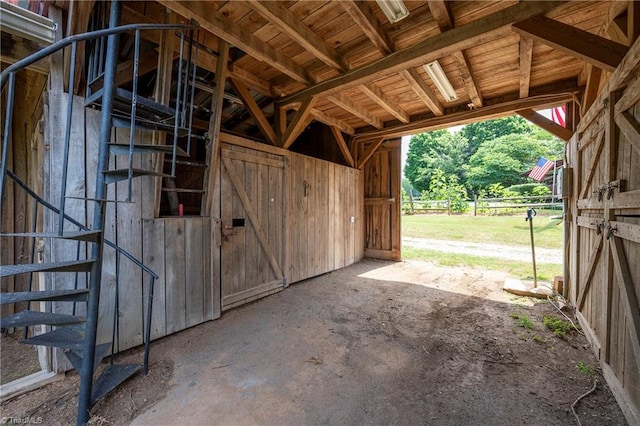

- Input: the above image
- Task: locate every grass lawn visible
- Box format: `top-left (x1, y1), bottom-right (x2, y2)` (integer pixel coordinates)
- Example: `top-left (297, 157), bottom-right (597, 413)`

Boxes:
top-left (402, 214), bottom-right (563, 249)
top-left (402, 214), bottom-right (564, 281)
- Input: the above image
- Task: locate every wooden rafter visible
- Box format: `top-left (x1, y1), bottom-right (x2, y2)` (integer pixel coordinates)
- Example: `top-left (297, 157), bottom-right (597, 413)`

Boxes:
top-left (330, 127), bottom-right (355, 168)
top-left (121, 5), bottom-right (280, 98)
top-left (340, 0), bottom-right (394, 54)
top-left (519, 36), bottom-right (534, 98)
top-left (609, 236), bottom-right (640, 369)
top-left (328, 93), bottom-right (383, 129)
top-left (281, 97), bottom-right (316, 149)
top-left (229, 78), bottom-right (278, 146)
top-left (353, 88), bottom-right (576, 141)
top-left (516, 108), bottom-right (573, 141)
top-left (357, 138), bottom-right (385, 170)
top-left (451, 51), bottom-right (483, 108)
top-left (428, 0), bottom-right (454, 31)
top-left (577, 232), bottom-right (604, 310)
top-left (399, 69), bottom-right (444, 116)
top-left (512, 16), bottom-right (629, 73)
top-left (309, 109), bottom-right (355, 135)
top-left (158, 0), bottom-right (314, 84)
top-left (279, 1), bottom-right (562, 106)
top-left (360, 83), bottom-right (410, 123)
top-left (429, 1), bottom-right (483, 108)
top-left (248, 1), bottom-right (347, 71)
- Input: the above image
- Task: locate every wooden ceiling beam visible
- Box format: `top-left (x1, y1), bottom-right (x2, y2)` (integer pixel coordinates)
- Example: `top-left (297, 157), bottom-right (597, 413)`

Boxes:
top-left (249, 1), bottom-right (348, 71)
top-left (451, 51), bottom-right (483, 108)
top-left (360, 83), bottom-right (410, 123)
top-left (582, 65), bottom-right (603, 116)
top-left (519, 36), bottom-right (534, 98)
top-left (229, 77), bottom-right (278, 145)
top-left (282, 97), bottom-right (317, 149)
top-left (328, 93), bottom-right (384, 129)
top-left (353, 87), bottom-right (577, 141)
top-left (330, 126), bottom-right (355, 168)
top-left (516, 108), bottom-right (573, 141)
top-left (399, 69), bottom-right (444, 116)
top-left (340, 0), bottom-right (394, 54)
top-left (429, 0), bottom-right (482, 108)
top-left (121, 5), bottom-right (280, 98)
top-left (512, 15), bottom-right (629, 73)
top-left (279, 1), bottom-right (562, 107)
top-left (158, 0), bottom-right (314, 84)
top-left (309, 109), bottom-right (355, 135)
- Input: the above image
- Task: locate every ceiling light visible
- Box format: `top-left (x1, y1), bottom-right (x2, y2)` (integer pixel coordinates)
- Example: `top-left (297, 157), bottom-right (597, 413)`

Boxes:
top-left (375, 0), bottom-right (409, 24)
top-left (423, 60), bottom-right (458, 102)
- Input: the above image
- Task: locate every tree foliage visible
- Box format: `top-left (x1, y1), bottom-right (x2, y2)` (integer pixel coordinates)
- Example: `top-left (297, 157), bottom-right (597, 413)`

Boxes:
top-left (424, 169), bottom-right (469, 213)
top-left (459, 115), bottom-right (533, 156)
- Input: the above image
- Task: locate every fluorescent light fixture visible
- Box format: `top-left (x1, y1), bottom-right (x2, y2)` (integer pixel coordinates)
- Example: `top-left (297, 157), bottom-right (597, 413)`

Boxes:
top-left (375, 0), bottom-right (409, 23)
top-left (423, 60), bottom-right (458, 102)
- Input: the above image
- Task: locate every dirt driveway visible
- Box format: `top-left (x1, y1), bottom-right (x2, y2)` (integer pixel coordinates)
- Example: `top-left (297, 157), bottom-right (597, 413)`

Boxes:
top-left (2, 259), bottom-right (626, 425)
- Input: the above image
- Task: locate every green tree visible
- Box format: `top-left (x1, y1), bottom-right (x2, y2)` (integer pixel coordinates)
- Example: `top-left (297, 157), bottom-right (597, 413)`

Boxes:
top-left (466, 134), bottom-right (560, 191)
top-left (404, 130), bottom-right (468, 193)
top-left (460, 115), bottom-right (533, 157)
top-left (424, 169), bottom-right (469, 213)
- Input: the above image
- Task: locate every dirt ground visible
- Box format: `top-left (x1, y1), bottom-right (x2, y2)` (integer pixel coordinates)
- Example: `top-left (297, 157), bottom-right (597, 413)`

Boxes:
top-left (1, 259), bottom-right (627, 425)
top-left (1, 330), bottom-right (43, 385)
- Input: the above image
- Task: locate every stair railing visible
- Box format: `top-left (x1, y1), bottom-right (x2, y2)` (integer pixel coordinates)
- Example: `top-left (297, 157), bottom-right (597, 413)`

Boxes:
top-left (0, 21), bottom-right (200, 219)
top-left (6, 170), bottom-right (158, 375)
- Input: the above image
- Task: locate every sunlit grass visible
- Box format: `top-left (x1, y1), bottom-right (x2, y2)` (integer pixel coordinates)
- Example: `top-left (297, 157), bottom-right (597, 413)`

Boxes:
top-left (402, 214), bottom-right (563, 249)
top-left (402, 246), bottom-right (562, 282)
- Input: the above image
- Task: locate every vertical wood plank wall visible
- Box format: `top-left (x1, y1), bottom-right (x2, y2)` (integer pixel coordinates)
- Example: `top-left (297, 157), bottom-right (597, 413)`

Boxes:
top-left (287, 150), bottom-right (364, 284)
top-left (39, 100), bottom-right (364, 367)
top-left (567, 38), bottom-right (640, 424)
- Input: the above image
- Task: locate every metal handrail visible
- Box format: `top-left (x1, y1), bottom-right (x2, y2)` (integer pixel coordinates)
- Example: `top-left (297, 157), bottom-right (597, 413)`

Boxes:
top-left (6, 170), bottom-right (158, 279)
top-left (0, 22), bottom-right (199, 88)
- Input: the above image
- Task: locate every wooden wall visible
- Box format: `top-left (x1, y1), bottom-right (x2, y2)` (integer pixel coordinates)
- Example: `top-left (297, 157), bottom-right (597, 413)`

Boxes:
top-left (287, 150), bottom-right (364, 284)
top-left (34, 98), bottom-right (365, 372)
top-left (567, 37), bottom-right (640, 424)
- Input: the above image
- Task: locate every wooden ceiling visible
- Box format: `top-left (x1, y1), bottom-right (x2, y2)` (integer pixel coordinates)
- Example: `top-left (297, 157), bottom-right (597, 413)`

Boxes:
top-left (125, 0), bottom-right (634, 144)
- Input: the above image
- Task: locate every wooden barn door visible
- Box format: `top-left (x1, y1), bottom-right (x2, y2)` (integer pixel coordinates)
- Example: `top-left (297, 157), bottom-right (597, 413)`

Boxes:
top-left (363, 139), bottom-right (401, 260)
top-left (219, 145), bottom-right (286, 310)
top-left (570, 72), bottom-right (640, 420)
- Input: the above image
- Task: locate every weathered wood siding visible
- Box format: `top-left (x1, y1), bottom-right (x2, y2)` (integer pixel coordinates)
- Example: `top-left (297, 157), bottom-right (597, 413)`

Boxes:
top-left (363, 140), bottom-right (401, 260)
top-left (287, 150), bottom-right (364, 284)
top-left (567, 38), bottom-right (640, 424)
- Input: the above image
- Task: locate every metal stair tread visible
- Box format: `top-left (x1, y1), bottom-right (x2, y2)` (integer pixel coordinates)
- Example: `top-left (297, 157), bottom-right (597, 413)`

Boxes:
top-left (86, 87), bottom-right (176, 122)
top-left (0, 311), bottom-right (85, 328)
top-left (91, 363), bottom-right (141, 404)
top-left (0, 289), bottom-right (89, 304)
top-left (65, 342), bottom-right (112, 374)
top-left (22, 326), bottom-right (85, 350)
top-left (0, 230), bottom-right (101, 242)
top-left (111, 116), bottom-right (192, 139)
top-left (0, 259), bottom-right (95, 277)
top-left (108, 142), bottom-right (188, 157)
top-left (104, 168), bottom-right (173, 184)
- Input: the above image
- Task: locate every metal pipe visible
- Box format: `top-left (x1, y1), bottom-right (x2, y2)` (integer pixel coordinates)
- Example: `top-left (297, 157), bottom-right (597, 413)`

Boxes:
top-left (186, 30), bottom-right (200, 155)
top-left (57, 41), bottom-right (77, 236)
top-left (77, 1), bottom-right (122, 423)
top-left (526, 208), bottom-right (538, 288)
top-left (171, 31), bottom-right (186, 177)
top-left (23, 201), bottom-right (39, 340)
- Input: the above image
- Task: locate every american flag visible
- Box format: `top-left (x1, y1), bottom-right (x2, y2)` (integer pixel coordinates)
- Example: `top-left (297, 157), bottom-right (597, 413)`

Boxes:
top-left (551, 105), bottom-right (566, 127)
top-left (529, 157), bottom-right (554, 181)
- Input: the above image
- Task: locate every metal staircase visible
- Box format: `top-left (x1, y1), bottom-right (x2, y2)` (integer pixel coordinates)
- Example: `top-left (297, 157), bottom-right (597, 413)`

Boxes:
top-left (0, 2), bottom-right (199, 424)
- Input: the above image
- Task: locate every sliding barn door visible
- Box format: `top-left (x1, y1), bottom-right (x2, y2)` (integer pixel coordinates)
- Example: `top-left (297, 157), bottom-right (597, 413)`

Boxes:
top-left (569, 70), bottom-right (640, 420)
top-left (219, 145), bottom-right (286, 310)
top-left (363, 139), bottom-right (401, 260)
